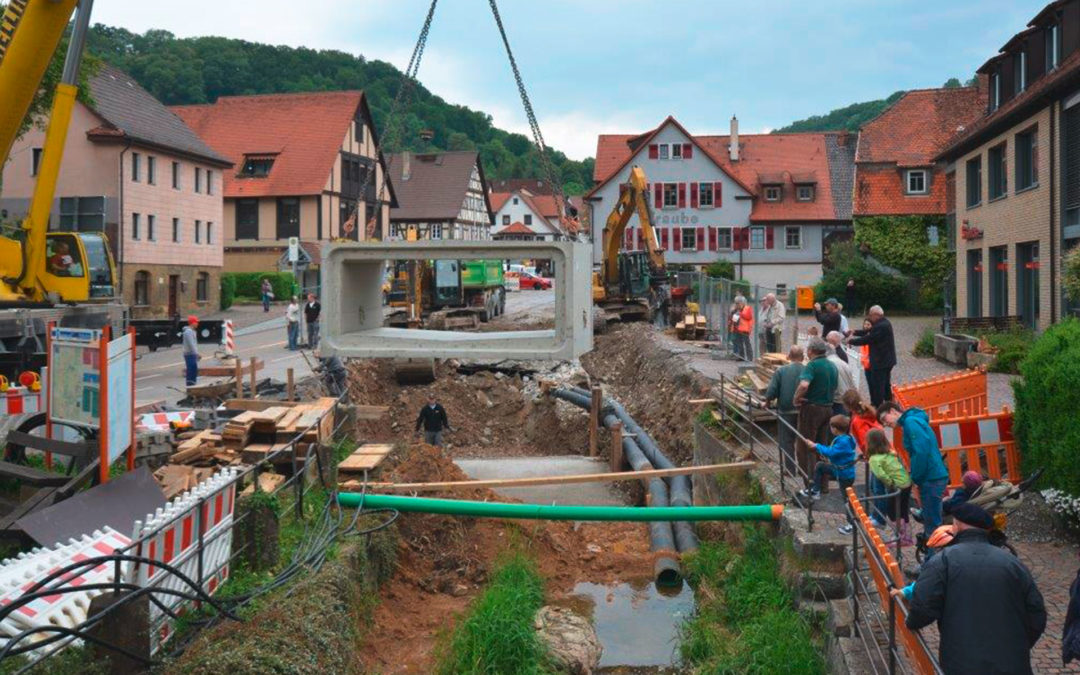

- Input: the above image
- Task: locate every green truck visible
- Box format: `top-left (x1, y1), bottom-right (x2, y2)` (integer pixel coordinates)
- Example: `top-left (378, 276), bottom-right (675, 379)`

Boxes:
top-left (387, 259), bottom-right (506, 329)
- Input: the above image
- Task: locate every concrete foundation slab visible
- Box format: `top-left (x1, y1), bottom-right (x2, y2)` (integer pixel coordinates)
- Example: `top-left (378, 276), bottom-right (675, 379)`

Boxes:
top-left (320, 240), bottom-right (593, 361)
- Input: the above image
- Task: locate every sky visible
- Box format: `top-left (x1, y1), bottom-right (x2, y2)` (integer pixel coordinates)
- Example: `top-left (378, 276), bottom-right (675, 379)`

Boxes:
top-left (93, 0), bottom-right (1048, 161)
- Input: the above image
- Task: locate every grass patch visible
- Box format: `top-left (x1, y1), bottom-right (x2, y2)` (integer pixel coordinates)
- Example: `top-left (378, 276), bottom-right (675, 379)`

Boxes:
top-left (680, 525), bottom-right (825, 675)
top-left (436, 550), bottom-right (553, 675)
top-left (912, 326), bottom-right (936, 357)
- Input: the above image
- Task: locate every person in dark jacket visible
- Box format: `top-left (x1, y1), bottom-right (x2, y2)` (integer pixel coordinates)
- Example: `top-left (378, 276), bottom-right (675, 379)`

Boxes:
top-left (906, 503), bottom-right (1046, 675)
top-left (303, 292), bottom-right (321, 349)
top-left (847, 305), bottom-right (897, 406)
top-left (813, 298), bottom-right (842, 337)
top-left (1065, 556), bottom-right (1080, 665)
top-left (878, 401), bottom-right (950, 547)
top-left (415, 394), bottom-right (452, 446)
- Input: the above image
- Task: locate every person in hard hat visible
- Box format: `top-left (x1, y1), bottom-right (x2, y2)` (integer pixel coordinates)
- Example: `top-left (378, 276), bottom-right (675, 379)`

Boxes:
top-left (902, 502), bottom-right (1046, 675)
top-left (182, 316), bottom-right (201, 386)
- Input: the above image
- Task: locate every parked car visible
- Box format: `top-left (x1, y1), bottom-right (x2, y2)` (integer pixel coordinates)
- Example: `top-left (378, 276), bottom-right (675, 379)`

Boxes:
top-left (519, 272), bottom-right (551, 290)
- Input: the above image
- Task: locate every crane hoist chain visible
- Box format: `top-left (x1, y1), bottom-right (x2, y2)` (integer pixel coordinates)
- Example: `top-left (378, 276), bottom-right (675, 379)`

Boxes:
top-left (350, 0), bottom-right (576, 240)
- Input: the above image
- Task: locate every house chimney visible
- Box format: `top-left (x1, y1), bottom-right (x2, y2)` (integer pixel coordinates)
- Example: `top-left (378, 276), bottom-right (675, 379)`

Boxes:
top-left (729, 115), bottom-right (740, 162)
top-left (402, 151), bottom-right (411, 181)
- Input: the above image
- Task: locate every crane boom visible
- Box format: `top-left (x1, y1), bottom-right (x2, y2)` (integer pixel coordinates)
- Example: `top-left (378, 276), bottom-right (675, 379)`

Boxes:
top-left (601, 166), bottom-right (665, 284)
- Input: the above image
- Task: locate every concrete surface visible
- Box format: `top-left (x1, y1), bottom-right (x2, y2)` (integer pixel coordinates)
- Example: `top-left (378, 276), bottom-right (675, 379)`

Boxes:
top-left (454, 456), bottom-right (622, 506)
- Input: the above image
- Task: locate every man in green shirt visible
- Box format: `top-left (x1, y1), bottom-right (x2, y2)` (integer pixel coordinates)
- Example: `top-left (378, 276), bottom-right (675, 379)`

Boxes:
top-left (793, 338), bottom-right (838, 488)
top-left (765, 344), bottom-right (805, 476)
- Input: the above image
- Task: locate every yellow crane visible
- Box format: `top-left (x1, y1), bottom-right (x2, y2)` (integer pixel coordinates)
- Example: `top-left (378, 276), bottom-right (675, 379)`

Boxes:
top-left (593, 165), bottom-right (669, 329)
top-left (0, 0), bottom-right (118, 307)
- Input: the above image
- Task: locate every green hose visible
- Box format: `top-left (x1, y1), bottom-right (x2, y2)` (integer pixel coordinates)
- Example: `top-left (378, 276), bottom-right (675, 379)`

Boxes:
top-left (337, 493), bottom-right (783, 522)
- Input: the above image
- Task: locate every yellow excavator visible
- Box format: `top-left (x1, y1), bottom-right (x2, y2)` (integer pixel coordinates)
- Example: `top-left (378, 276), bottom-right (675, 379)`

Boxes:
top-left (0, 0), bottom-right (121, 374)
top-left (592, 165), bottom-right (669, 331)
top-left (0, 0), bottom-right (118, 309)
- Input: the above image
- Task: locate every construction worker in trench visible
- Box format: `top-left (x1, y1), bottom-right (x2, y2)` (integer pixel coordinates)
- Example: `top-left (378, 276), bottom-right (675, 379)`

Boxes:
top-left (415, 394), bottom-right (452, 447)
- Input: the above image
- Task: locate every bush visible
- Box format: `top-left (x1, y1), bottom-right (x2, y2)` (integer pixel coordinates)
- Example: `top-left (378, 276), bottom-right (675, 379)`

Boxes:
top-left (222, 272), bottom-right (297, 304)
top-left (220, 274), bottom-right (237, 310)
top-left (913, 326), bottom-right (935, 357)
top-left (815, 241), bottom-right (909, 313)
top-left (1064, 246), bottom-right (1080, 304)
top-left (1013, 318), bottom-right (1080, 496)
top-left (854, 215), bottom-right (952, 312)
top-left (981, 328), bottom-right (1032, 374)
top-left (705, 259), bottom-right (735, 280)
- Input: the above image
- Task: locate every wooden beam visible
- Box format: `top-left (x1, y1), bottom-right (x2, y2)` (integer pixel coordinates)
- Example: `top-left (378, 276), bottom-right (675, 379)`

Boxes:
top-left (224, 399), bottom-right (301, 411)
top-left (687, 398), bottom-right (717, 405)
top-left (610, 421), bottom-right (623, 473)
top-left (287, 368), bottom-right (295, 401)
top-left (348, 461), bottom-right (756, 493)
top-left (249, 356), bottom-right (257, 395)
top-left (188, 359), bottom-right (265, 378)
top-left (589, 385), bottom-right (601, 458)
top-left (234, 360), bottom-right (243, 399)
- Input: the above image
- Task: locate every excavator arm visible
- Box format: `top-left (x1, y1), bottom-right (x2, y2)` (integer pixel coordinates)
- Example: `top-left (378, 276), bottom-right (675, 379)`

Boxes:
top-left (600, 166), bottom-right (666, 284)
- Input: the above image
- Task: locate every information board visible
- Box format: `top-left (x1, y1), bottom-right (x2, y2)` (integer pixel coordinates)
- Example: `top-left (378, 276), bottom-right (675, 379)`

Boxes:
top-left (48, 329), bottom-right (102, 427)
top-left (105, 334), bottom-right (133, 464)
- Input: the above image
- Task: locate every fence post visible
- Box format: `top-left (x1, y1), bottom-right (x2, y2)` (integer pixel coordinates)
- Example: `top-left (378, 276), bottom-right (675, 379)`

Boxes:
top-left (894, 491), bottom-right (903, 566)
top-left (196, 495), bottom-right (206, 597)
top-left (850, 499), bottom-right (859, 632)
top-left (719, 375), bottom-right (726, 422)
top-left (777, 416), bottom-right (785, 495)
top-left (589, 386), bottom-right (601, 458)
top-left (234, 360), bottom-right (243, 399)
top-left (610, 422), bottom-right (623, 473)
top-left (746, 391), bottom-right (755, 456)
top-left (888, 591), bottom-right (897, 675)
top-left (293, 444), bottom-right (303, 519)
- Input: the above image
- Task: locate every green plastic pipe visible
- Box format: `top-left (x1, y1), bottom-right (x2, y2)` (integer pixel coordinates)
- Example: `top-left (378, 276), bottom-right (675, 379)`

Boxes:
top-left (338, 493), bottom-right (783, 522)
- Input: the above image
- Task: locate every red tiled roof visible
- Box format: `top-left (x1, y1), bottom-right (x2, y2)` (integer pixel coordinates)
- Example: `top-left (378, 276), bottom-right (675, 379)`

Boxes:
top-left (589, 118), bottom-right (845, 222)
top-left (489, 191), bottom-right (511, 212)
top-left (856, 88), bottom-right (985, 167)
top-left (854, 168), bottom-right (949, 216)
top-left (172, 91), bottom-right (376, 199)
top-left (500, 222), bottom-right (534, 234)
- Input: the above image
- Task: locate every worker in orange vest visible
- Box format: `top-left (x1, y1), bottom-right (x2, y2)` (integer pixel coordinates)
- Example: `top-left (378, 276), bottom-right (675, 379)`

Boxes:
top-left (859, 319), bottom-right (872, 383)
top-left (729, 295), bottom-right (754, 361)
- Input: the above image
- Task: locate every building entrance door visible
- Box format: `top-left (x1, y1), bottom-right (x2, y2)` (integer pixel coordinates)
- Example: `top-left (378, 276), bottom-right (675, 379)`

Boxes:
top-left (168, 275), bottom-right (180, 317)
top-left (989, 246), bottom-right (1009, 317)
top-left (1016, 242), bottom-right (1039, 330)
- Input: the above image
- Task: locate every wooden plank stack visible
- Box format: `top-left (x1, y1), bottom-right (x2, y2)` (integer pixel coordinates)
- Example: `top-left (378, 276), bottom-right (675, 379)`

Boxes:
top-left (337, 444), bottom-right (395, 478)
top-left (676, 313), bottom-right (708, 340)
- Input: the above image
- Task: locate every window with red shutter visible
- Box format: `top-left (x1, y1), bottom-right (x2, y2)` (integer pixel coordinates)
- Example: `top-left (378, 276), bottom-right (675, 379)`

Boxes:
top-left (649, 144), bottom-right (659, 159)
top-left (678, 183), bottom-right (686, 208)
top-left (636, 229), bottom-right (643, 250)
top-left (690, 182), bottom-right (699, 208)
top-left (714, 182), bottom-right (723, 207)
top-left (654, 183), bottom-right (663, 208)
top-left (625, 228), bottom-right (633, 249)
top-left (673, 227), bottom-right (682, 251)
top-left (733, 226), bottom-right (744, 250)
top-left (660, 228), bottom-right (669, 250)
top-left (683, 143), bottom-right (693, 159)
top-left (766, 226), bottom-right (775, 249)
top-left (708, 226), bottom-right (717, 251)
top-left (696, 228), bottom-right (705, 251)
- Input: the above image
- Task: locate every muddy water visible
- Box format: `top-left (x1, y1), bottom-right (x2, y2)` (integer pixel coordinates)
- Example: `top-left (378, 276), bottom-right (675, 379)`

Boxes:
top-left (556, 579), bottom-right (694, 672)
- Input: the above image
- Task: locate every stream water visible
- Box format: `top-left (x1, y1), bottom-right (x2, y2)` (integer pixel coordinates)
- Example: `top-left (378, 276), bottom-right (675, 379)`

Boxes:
top-left (557, 579), bottom-right (695, 672)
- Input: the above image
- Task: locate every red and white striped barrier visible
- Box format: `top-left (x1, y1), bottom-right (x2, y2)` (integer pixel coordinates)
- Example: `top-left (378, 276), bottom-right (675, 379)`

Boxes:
top-left (131, 467), bottom-right (240, 654)
top-left (222, 320), bottom-right (236, 358)
top-left (0, 528), bottom-right (132, 661)
top-left (136, 411), bottom-right (195, 432)
top-left (2, 386), bottom-right (42, 415)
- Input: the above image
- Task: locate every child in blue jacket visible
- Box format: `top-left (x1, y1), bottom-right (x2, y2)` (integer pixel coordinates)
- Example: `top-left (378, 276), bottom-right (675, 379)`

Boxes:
top-left (798, 415), bottom-right (858, 501)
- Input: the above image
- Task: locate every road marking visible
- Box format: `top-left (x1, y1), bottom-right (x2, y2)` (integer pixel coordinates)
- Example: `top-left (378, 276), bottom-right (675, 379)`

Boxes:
top-left (270, 354), bottom-right (301, 363)
top-left (135, 373), bottom-right (162, 381)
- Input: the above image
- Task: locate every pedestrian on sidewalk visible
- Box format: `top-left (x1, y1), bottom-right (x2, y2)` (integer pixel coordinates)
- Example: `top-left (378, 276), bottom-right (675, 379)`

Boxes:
top-left (729, 295), bottom-right (754, 361)
top-left (847, 305), bottom-right (896, 406)
top-left (764, 344), bottom-right (805, 477)
top-left (1065, 554), bottom-right (1080, 666)
top-left (760, 292), bottom-right (785, 354)
top-left (304, 292), bottom-right (321, 349)
top-left (182, 315), bottom-right (201, 386)
top-left (877, 401), bottom-right (949, 552)
top-left (285, 296), bottom-right (300, 350)
top-left (261, 278), bottom-right (273, 312)
top-left (793, 338), bottom-right (838, 485)
top-left (906, 503), bottom-right (1046, 675)
top-left (415, 394), bottom-right (452, 446)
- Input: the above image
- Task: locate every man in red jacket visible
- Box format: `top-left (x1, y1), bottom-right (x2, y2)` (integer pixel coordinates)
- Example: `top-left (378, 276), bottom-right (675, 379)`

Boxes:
top-left (729, 295), bottom-right (754, 361)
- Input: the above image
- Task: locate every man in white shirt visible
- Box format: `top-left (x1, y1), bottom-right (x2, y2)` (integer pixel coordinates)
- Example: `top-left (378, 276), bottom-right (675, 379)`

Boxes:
top-left (826, 331), bottom-right (856, 415)
top-left (760, 293), bottom-right (786, 354)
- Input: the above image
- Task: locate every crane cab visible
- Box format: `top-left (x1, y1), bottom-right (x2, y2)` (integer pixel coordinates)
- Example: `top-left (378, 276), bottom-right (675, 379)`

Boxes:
top-left (39, 232), bottom-right (117, 303)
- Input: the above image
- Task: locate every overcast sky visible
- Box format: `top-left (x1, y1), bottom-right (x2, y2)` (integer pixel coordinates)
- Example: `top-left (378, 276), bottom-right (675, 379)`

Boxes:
top-left (93, 0), bottom-right (1046, 160)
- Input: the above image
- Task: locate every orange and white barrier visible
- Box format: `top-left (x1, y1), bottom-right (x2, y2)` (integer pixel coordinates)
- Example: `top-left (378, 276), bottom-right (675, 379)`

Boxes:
top-left (3, 386), bottom-right (42, 415)
top-left (889, 408), bottom-right (1021, 489)
top-left (222, 320), bottom-right (236, 357)
top-left (892, 369), bottom-right (988, 421)
top-left (136, 411), bottom-right (195, 432)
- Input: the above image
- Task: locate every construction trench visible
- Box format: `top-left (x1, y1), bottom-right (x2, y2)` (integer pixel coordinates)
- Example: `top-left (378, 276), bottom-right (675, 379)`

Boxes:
top-left (168, 323), bottom-right (781, 674)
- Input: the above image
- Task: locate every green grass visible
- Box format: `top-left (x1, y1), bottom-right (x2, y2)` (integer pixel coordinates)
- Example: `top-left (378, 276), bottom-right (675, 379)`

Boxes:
top-left (679, 525), bottom-right (825, 675)
top-left (436, 551), bottom-right (554, 675)
top-left (912, 326), bottom-right (936, 358)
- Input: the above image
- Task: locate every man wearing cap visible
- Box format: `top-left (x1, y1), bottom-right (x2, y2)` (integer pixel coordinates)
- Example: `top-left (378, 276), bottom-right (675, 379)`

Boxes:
top-left (907, 502), bottom-right (1046, 675)
top-left (182, 316), bottom-right (202, 386)
top-left (813, 298), bottom-right (842, 337)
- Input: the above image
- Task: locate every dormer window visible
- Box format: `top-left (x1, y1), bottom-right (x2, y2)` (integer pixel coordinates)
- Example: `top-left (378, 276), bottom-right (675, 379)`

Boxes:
top-left (795, 185), bottom-right (815, 202)
top-left (1046, 22), bottom-right (1061, 71)
top-left (764, 186), bottom-right (782, 202)
top-left (240, 155), bottom-right (275, 177)
top-left (906, 170), bottom-right (928, 195)
top-left (989, 72), bottom-right (1001, 111)
top-left (1014, 50), bottom-right (1026, 94)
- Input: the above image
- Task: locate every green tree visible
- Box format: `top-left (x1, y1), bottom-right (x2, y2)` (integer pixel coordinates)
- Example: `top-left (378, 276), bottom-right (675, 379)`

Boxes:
top-left (853, 215), bottom-right (952, 310)
top-left (942, 77), bottom-right (962, 88)
top-left (776, 91), bottom-right (906, 133)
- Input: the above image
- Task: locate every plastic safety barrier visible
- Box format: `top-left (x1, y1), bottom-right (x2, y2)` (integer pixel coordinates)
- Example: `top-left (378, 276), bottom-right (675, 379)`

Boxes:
top-left (892, 369), bottom-right (988, 421)
top-left (889, 409), bottom-right (1019, 489)
top-left (3, 386), bottom-right (42, 415)
top-left (135, 410), bottom-right (194, 432)
top-left (131, 467), bottom-right (240, 654)
top-left (846, 488), bottom-right (937, 674)
top-left (0, 528), bottom-right (132, 661)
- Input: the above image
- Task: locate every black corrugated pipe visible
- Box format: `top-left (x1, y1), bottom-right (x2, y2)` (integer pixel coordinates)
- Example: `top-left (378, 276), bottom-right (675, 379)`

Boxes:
top-left (568, 388), bottom-right (700, 553)
top-left (551, 388), bottom-right (687, 584)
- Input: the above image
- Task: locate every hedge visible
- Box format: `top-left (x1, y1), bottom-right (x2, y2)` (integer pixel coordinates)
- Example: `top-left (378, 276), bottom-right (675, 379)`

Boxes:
top-left (815, 241), bottom-right (909, 313)
top-left (220, 275), bottom-right (237, 310)
top-left (1012, 318), bottom-right (1080, 495)
top-left (221, 272), bottom-right (298, 304)
top-left (853, 215), bottom-right (952, 311)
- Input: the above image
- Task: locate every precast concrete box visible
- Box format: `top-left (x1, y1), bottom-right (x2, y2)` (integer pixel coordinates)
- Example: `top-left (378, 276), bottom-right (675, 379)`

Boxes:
top-left (320, 240), bottom-right (593, 361)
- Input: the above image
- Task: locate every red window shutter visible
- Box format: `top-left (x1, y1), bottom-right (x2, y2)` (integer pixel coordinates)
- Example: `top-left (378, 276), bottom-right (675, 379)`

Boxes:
top-left (636, 229), bottom-right (643, 250)
top-left (673, 227), bottom-right (682, 251)
top-left (660, 228), bottom-right (669, 250)
top-left (733, 227), bottom-right (744, 250)
top-left (696, 227), bottom-right (705, 251)
top-left (649, 144), bottom-right (658, 159)
top-left (683, 143), bottom-right (693, 159)
top-left (654, 183), bottom-right (663, 208)
top-left (714, 181), bottom-right (723, 207)
top-left (708, 226), bottom-right (717, 251)
top-left (678, 183), bottom-right (686, 208)
top-left (625, 228), bottom-right (633, 249)
top-left (690, 182), bottom-right (699, 208)
top-left (766, 226), bottom-right (775, 249)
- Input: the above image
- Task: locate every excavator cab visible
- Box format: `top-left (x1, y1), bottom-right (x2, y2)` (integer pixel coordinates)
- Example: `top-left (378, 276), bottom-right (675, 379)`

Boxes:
top-left (40, 232), bottom-right (117, 302)
top-left (617, 251), bottom-right (652, 299)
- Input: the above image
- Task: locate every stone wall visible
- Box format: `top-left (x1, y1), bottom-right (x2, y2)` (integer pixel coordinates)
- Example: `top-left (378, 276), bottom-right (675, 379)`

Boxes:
top-left (122, 263), bottom-right (221, 319)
